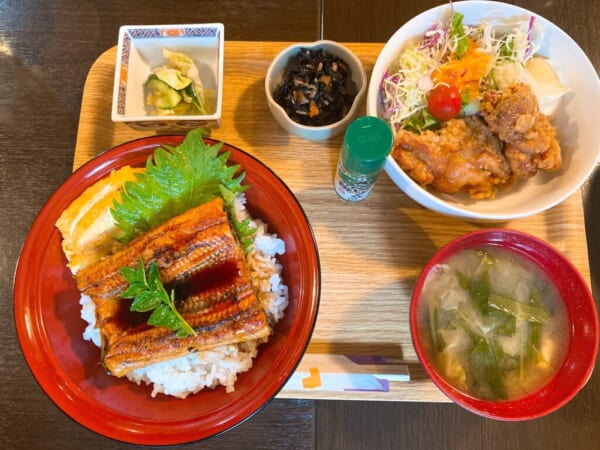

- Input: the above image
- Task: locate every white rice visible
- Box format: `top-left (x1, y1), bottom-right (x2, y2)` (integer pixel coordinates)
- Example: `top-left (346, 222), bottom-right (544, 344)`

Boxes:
top-left (79, 194), bottom-right (288, 398)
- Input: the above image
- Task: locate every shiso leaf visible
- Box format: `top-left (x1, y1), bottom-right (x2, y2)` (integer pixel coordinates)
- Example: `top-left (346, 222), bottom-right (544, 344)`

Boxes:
top-left (111, 128), bottom-right (251, 244)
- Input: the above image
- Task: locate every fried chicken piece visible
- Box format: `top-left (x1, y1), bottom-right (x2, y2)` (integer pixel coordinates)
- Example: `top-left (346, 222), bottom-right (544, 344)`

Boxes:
top-left (392, 116), bottom-right (512, 199)
top-left (480, 83), bottom-right (562, 179)
top-left (479, 84), bottom-right (538, 142)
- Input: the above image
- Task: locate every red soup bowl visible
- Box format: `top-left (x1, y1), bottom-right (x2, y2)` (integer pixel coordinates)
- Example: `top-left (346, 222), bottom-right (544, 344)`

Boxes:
top-left (410, 228), bottom-right (598, 420)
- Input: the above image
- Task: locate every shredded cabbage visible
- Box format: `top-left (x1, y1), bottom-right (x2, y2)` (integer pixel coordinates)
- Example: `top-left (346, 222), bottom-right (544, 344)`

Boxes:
top-left (382, 48), bottom-right (438, 126)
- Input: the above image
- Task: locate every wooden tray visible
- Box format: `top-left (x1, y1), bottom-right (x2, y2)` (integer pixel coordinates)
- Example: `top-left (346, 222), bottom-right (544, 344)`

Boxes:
top-left (74, 42), bottom-right (591, 402)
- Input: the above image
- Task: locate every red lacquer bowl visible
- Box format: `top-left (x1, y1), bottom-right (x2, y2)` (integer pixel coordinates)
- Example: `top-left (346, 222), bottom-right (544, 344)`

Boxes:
top-left (13, 136), bottom-right (320, 444)
top-left (410, 228), bottom-right (598, 420)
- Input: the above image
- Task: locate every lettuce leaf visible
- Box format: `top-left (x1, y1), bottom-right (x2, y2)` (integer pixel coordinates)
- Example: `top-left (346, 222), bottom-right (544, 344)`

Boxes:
top-left (450, 12), bottom-right (468, 59)
top-left (111, 128), bottom-right (251, 244)
top-left (404, 108), bottom-right (439, 133)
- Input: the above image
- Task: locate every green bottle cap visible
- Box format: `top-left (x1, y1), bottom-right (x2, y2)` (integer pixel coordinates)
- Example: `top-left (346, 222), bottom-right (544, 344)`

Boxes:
top-left (342, 116), bottom-right (394, 175)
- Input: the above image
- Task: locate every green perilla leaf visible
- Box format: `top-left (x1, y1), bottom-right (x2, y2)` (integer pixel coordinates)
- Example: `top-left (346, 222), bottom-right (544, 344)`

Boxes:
top-left (111, 129), bottom-right (250, 244)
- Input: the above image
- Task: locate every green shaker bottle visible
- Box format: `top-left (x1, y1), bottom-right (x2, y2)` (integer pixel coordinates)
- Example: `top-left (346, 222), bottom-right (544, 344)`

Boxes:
top-left (333, 116), bottom-right (394, 202)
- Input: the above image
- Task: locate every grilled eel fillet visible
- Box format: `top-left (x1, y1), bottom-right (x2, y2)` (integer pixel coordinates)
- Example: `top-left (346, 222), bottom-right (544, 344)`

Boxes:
top-left (74, 197), bottom-right (271, 377)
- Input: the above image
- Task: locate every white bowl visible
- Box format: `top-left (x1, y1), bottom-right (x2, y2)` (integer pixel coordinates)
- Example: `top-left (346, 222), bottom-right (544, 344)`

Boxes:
top-left (265, 40), bottom-right (367, 141)
top-left (112, 23), bottom-right (224, 132)
top-left (366, 1), bottom-right (600, 221)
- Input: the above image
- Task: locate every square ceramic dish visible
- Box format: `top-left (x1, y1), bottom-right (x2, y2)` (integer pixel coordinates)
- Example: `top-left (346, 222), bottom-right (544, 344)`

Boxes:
top-left (111, 23), bottom-right (224, 131)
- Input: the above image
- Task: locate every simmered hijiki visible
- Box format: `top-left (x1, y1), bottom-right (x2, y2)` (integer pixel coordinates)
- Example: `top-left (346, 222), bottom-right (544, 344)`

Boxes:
top-left (273, 47), bottom-right (357, 126)
top-left (418, 247), bottom-right (569, 401)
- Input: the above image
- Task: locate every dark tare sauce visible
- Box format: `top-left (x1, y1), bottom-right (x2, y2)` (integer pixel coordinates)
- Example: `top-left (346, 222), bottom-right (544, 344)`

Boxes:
top-left (113, 299), bottom-right (152, 330)
top-left (178, 261), bottom-right (240, 299)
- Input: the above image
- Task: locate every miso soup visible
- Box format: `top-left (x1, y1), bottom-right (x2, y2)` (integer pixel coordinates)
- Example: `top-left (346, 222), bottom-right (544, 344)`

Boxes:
top-left (417, 246), bottom-right (569, 401)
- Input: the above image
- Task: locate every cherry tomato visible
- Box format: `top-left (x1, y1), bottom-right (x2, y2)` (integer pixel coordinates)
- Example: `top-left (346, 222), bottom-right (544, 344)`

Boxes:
top-left (427, 84), bottom-right (462, 122)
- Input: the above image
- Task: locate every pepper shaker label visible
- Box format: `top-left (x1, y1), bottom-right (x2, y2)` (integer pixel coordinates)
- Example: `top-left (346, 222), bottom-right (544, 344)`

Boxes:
top-left (334, 161), bottom-right (377, 202)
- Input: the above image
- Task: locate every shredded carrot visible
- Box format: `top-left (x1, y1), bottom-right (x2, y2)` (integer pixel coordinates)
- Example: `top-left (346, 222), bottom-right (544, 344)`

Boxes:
top-left (309, 101), bottom-right (320, 118)
top-left (432, 39), bottom-right (492, 101)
